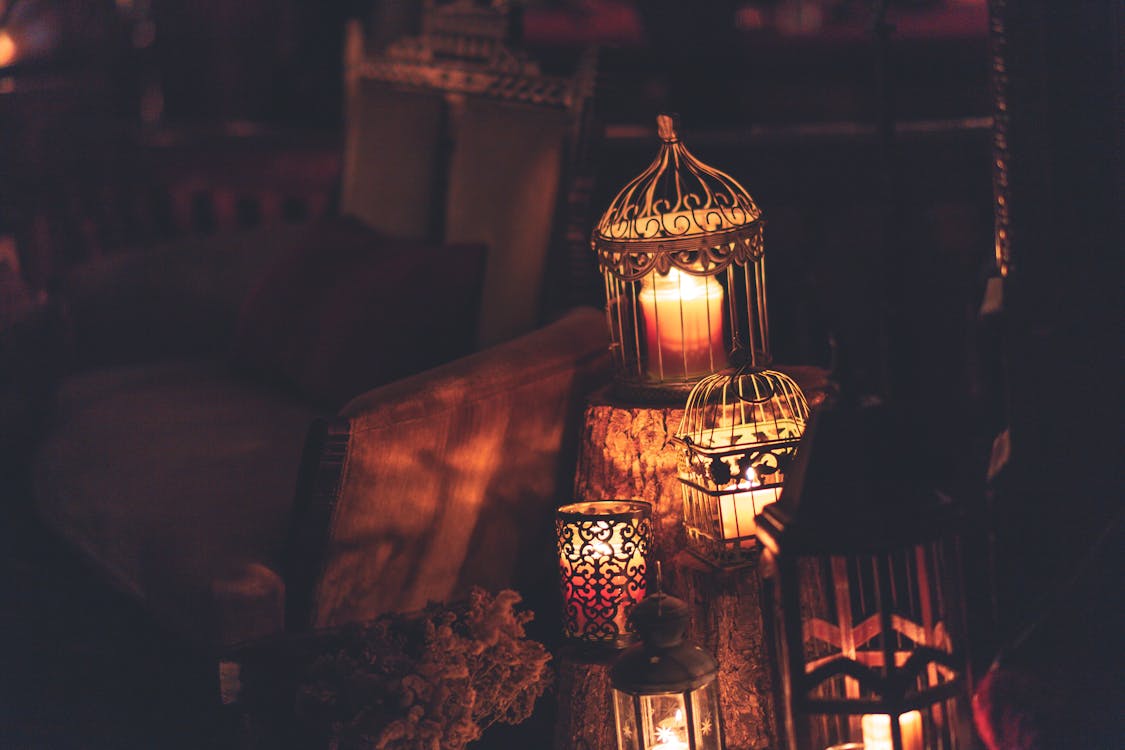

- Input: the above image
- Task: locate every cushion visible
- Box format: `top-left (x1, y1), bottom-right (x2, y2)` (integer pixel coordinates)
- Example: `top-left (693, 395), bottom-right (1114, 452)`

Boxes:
top-left (444, 97), bottom-right (572, 348)
top-left (231, 216), bottom-right (488, 409)
top-left (32, 360), bottom-right (323, 646)
top-left (61, 225), bottom-right (306, 366)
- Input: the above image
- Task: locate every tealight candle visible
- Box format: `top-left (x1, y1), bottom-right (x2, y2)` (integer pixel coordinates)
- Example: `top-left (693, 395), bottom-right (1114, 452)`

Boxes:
top-left (556, 500), bottom-right (652, 647)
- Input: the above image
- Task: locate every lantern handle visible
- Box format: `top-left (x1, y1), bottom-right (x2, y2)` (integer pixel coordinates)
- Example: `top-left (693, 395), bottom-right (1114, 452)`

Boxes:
top-left (732, 366), bottom-right (779, 405)
top-left (656, 113), bottom-right (679, 142)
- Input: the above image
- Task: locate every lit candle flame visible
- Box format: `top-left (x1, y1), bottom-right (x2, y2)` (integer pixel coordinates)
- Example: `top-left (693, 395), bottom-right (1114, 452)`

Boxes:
top-left (590, 540), bottom-right (614, 558)
top-left (740, 464), bottom-right (761, 489)
top-left (653, 709), bottom-right (689, 750)
top-left (861, 711), bottom-right (924, 750)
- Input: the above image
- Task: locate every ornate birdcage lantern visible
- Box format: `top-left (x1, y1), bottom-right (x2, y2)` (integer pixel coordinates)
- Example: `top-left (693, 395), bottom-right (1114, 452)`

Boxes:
top-left (673, 367), bottom-right (809, 568)
top-left (611, 589), bottom-right (725, 750)
top-left (755, 384), bottom-right (974, 750)
top-left (556, 500), bottom-right (652, 650)
top-left (593, 114), bottom-right (767, 401)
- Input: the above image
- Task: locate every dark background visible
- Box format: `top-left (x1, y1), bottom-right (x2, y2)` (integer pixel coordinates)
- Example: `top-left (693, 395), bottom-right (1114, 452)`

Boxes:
top-left (0, 1), bottom-right (1119, 748)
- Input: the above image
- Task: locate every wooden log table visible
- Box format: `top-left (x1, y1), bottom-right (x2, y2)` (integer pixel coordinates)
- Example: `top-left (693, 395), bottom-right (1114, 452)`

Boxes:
top-left (554, 366), bottom-right (828, 750)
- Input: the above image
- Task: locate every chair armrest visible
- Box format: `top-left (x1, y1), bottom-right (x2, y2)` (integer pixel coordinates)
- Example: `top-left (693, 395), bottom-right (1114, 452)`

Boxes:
top-left (59, 226), bottom-right (302, 367)
top-left (284, 307), bottom-right (611, 631)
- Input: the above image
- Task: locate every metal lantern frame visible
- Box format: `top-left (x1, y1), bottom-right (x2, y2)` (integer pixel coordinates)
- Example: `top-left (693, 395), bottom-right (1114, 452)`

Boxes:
top-left (556, 500), bottom-right (653, 650)
top-left (755, 391), bottom-right (974, 750)
top-left (673, 367), bottom-right (809, 568)
top-left (593, 114), bottom-right (769, 401)
top-left (611, 592), bottom-right (725, 750)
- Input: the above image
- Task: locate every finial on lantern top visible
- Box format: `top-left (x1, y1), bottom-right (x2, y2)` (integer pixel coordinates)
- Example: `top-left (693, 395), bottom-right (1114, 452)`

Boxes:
top-left (656, 113), bottom-right (679, 142)
top-left (628, 589), bottom-right (690, 651)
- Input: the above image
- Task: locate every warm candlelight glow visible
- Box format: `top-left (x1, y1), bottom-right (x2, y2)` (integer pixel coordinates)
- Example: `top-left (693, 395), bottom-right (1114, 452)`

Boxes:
top-left (557, 501), bottom-right (651, 646)
top-left (861, 711), bottom-right (924, 750)
top-left (0, 31), bottom-right (16, 67)
top-left (639, 268), bottom-right (725, 379)
top-left (702, 417), bottom-right (800, 548)
top-left (718, 463), bottom-right (781, 545)
top-left (651, 707), bottom-right (689, 750)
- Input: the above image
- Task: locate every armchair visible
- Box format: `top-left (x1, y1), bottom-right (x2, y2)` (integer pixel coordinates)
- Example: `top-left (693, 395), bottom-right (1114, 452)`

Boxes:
top-left (30, 3), bottom-right (607, 651)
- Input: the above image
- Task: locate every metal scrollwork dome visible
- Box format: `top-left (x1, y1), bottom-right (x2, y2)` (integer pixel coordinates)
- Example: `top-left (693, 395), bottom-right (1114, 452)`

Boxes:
top-left (593, 114), bottom-right (764, 282)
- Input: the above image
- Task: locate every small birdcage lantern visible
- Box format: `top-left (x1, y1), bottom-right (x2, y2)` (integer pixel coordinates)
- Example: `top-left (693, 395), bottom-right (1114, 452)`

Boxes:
top-left (755, 384), bottom-right (974, 750)
top-left (593, 114), bottom-right (768, 401)
top-left (611, 589), bottom-right (725, 750)
top-left (556, 500), bottom-right (652, 650)
top-left (673, 368), bottom-right (809, 567)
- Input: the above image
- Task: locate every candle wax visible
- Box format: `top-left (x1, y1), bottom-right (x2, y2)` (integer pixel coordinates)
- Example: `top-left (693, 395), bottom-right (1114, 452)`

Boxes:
top-left (861, 711), bottom-right (924, 750)
top-left (639, 269), bottom-right (724, 379)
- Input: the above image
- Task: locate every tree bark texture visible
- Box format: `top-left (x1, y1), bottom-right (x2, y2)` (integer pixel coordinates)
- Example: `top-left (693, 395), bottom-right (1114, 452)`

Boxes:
top-left (553, 658), bottom-right (614, 750)
top-left (558, 367), bottom-right (828, 750)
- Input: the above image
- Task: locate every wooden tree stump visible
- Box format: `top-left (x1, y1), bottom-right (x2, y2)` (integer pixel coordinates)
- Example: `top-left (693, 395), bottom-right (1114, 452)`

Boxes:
top-left (553, 657), bottom-right (614, 750)
top-left (664, 553), bottom-right (778, 750)
top-left (555, 368), bottom-right (828, 750)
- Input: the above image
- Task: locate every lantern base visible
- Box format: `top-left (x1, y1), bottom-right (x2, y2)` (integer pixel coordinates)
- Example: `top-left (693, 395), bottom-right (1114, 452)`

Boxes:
top-left (610, 377), bottom-right (704, 406)
top-left (611, 352), bottom-right (774, 406)
top-left (683, 535), bottom-right (763, 571)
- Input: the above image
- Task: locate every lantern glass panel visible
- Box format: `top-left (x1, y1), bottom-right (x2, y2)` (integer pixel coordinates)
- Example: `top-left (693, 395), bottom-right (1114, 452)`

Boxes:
top-left (612, 684), bottom-right (725, 750)
top-left (690, 680), bottom-right (723, 750)
top-left (614, 689), bottom-right (641, 750)
top-left (770, 539), bottom-right (969, 750)
top-left (640, 693), bottom-right (689, 749)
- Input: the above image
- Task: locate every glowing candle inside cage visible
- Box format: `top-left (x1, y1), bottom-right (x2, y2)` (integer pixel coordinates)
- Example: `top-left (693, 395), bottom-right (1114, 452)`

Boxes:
top-left (650, 706), bottom-right (690, 750)
top-left (718, 463), bottom-right (781, 545)
top-left (556, 501), bottom-right (652, 647)
top-left (639, 268), bottom-right (725, 379)
top-left (707, 416), bottom-right (800, 548)
top-left (861, 711), bottom-right (924, 750)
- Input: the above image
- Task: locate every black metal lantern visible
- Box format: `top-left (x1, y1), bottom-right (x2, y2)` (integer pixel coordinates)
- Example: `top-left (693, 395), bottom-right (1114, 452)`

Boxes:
top-left (556, 500), bottom-right (652, 649)
top-left (611, 591), bottom-right (725, 750)
top-left (755, 386), bottom-right (974, 750)
top-left (673, 367), bottom-right (809, 567)
top-left (592, 114), bottom-right (767, 402)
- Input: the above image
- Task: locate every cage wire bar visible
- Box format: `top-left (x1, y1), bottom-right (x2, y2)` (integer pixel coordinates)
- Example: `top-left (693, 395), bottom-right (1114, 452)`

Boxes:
top-left (593, 114), bottom-right (769, 401)
top-left (674, 368), bottom-right (809, 567)
top-left (765, 538), bottom-right (969, 750)
top-left (756, 383), bottom-right (974, 750)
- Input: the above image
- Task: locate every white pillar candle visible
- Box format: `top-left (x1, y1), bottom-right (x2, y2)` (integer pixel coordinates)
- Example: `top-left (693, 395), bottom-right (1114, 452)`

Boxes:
top-left (639, 268), bottom-right (724, 379)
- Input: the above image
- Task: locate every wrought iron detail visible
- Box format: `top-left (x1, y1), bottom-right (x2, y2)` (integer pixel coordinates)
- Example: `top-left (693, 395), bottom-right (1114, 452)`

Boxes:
top-left (674, 368), bottom-right (809, 567)
top-left (350, 0), bottom-right (592, 110)
top-left (594, 115), bottom-right (771, 394)
top-left (592, 114), bottom-right (764, 281)
top-left (989, 0), bottom-right (1012, 276)
top-left (596, 224), bottom-right (764, 282)
top-left (556, 501), bottom-right (651, 648)
top-left (793, 548), bottom-right (965, 724)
